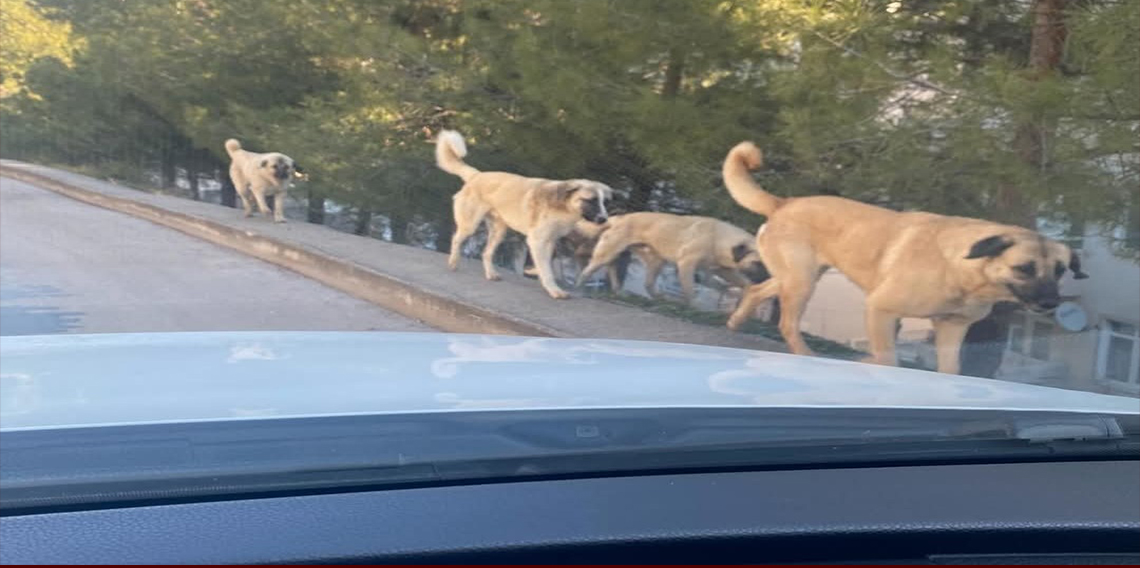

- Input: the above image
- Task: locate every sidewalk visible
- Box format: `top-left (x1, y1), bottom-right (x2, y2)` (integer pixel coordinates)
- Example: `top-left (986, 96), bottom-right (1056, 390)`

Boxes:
top-left (0, 161), bottom-right (786, 352)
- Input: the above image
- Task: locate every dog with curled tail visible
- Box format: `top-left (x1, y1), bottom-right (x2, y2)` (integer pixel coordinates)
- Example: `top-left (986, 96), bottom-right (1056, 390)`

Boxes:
top-left (721, 141), bottom-right (1087, 375)
top-left (225, 138), bottom-right (303, 223)
top-left (435, 129), bottom-right (613, 299)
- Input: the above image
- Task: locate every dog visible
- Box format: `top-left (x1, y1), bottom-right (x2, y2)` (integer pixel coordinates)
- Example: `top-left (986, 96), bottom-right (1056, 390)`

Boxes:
top-left (721, 141), bottom-right (1087, 375)
top-left (225, 139), bottom-right (303, 223)
top-left (575, 212), bottom-right (770, 303)
top-left (435, 130), bottom-right (613, 299)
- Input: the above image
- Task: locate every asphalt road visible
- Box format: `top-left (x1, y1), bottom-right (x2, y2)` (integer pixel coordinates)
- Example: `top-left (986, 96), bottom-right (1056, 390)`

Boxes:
top-left (0, 177), bottom-right (434, 336)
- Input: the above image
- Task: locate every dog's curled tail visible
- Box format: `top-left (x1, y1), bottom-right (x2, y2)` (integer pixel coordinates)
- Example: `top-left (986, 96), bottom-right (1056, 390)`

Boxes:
top-left (723, 141), bottom-right (783, 217)
top-left (224, 138), bottom-right (242, 157)
top-left (435, 130), bottom-right (480, 182)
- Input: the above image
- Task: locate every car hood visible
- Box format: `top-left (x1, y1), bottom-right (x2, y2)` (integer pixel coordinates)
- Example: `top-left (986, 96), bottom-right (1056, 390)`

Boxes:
top-left (1, 332), bottom-right (1137, 430)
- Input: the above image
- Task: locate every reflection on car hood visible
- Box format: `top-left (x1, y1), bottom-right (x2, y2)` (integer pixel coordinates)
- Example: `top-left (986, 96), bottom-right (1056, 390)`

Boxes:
top-left (1, 332), bottom-right (1137, 430)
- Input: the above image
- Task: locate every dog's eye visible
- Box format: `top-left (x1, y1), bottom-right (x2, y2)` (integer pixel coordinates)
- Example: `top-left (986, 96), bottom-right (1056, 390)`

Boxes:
top-left (1054, 262), bottom-right (1065, 278)
top-left (1014, 262), bottom-right (1036, 276)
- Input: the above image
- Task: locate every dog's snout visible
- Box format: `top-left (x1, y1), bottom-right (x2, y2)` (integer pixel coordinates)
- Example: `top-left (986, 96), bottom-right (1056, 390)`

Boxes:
top-left (595, 214), bottom-right (608, 224)
top-left (743, 262), bottom-right (771, 283)
top-left (1025, 280), bottom-right (1061, 311)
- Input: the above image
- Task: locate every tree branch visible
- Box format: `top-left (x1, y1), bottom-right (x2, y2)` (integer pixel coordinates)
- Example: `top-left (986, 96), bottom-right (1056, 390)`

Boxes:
top-left (810, 30), bottom-right (958, 97)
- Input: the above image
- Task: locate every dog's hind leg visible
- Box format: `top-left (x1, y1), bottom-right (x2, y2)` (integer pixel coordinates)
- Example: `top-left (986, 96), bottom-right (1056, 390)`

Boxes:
top-left (773, 262), bottom-right (822, 357)
top-left (231, 171), bottom-right (253, 218)
top-left (482, 216), bottom-right (509, 281)
top-left (863, 307), bottom-right (901, 367)
top-left (237, 189), bottom-right (254, 218)
top-left (575, 229), bottom-right (629, 287)
top-left (448, 191), bottom-right (488, 271)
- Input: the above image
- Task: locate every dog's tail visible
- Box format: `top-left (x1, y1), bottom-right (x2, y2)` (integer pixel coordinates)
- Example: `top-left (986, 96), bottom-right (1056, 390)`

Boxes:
top-left (435, 130), bottom-right (480, 182)
top-left (723, 141), bottom-right (783, 217)
top-left (224, 139), bottom-right (242, 157)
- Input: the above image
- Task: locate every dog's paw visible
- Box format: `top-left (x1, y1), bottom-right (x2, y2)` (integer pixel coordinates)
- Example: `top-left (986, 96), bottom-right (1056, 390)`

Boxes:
top-left (725, 316), bottom-right (745, 331)
top-left (274, 218), bottom-right (287, 224)
top-left (243, 211), bottom-right (253, 218)
top-left (547, 289), bottom-right (571, 300)
top-left (485, 273), bottom-right (502, 282)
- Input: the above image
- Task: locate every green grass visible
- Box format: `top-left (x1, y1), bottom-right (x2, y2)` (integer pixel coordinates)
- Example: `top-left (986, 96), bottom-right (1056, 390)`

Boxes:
top-left (589, 291), bottom-right (866, 359)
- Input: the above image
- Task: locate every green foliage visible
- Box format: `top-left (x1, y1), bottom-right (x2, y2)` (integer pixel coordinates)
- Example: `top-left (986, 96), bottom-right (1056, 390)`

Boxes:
top-left (1, 0), bottom-right (1137, 258)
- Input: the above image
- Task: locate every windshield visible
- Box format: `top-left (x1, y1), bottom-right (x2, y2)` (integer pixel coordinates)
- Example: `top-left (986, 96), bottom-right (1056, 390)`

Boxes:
top-left (1, 0), bottom-right (1138, 510)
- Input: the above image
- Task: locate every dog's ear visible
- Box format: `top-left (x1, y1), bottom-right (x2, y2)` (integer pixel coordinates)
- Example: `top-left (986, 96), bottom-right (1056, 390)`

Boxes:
top-left (547, 181), bottom-right (579, 203)
top-left (1069, 252), bottom-right (1089, 280)
top-left (732, 243), bottom-right (752, 263)
top-left (596, 183), bottom-right (614, 200)
top-left (965, 235), bottom-right (1015, 259)
top-left (260, 159), bottom-right (268, 168)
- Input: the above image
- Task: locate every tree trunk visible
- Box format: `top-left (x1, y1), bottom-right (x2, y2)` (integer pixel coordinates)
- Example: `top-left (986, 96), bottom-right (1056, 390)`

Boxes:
top-left (187, 166), bottom-right (200, 200)
top-left (662, 48), bottom-right (684, 98)
top-left (355, 209), bottom-right (373, 236)
top-left (160, 144), bottom-right (177, 190)
top-left (388, 212), bottom-right (407, 244)
top-left (307, 191), bottom-right (326, 224)
top-left (994, 0), bottom-right (1069, 229)
top-left (219, 167), bottom-right (237, 208)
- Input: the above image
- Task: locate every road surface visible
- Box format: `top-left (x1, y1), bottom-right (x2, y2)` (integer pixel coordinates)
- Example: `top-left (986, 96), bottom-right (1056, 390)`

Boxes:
top-left (0, 177), bottom-right (433, 335)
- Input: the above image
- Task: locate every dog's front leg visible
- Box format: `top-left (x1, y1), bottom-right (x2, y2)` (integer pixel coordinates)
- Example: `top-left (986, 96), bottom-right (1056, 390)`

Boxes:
top-left (527, 231), bottom-right (569, 299)
top-left (677, 258), bottom-right (700, 305)
top-left (863, 308), bottom-right (900, 367)
top-left (726, 279), bottom-right (779, 331)
top-left (251, 185), bottom-right (273, 220)
top-left (273, 186), bottom-right (287, 223)
top-left (932, 317), bottom-right (971, 375)
top-left (482, 219), bottom-right (509, 281)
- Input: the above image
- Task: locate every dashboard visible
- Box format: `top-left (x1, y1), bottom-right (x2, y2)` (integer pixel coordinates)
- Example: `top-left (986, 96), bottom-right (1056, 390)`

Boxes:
top-left (2, 460), bottom-right (1137, 564)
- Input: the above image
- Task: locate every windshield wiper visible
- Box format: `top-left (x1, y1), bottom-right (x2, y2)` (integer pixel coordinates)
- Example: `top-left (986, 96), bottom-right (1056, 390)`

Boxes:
top-left (2, 408), bottom-right (1137, 514)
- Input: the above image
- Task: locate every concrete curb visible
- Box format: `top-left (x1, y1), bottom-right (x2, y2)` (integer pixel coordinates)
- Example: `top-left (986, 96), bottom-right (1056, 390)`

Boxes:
top-left (0, 166), bottom-right (564, 338)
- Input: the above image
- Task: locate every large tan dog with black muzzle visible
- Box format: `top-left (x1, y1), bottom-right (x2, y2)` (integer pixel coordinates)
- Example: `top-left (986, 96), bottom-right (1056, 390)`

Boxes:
top-left (435, 130), bottom-right (613, 299)
top-left (225, 139), bottom-right (303, 223)
top-left (722, 141), bottom-right (1087, 375)
top-left (575, 212), bottom-right (770, 304)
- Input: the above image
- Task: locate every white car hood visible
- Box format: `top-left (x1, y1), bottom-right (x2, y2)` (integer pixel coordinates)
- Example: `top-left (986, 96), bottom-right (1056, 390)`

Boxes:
top-left (2, 332), bottom-right (1137, 430)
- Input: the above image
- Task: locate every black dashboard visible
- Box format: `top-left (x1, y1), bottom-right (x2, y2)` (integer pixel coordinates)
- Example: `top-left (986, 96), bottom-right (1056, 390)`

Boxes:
top-left (2, 460), bottom-right (1137, 564)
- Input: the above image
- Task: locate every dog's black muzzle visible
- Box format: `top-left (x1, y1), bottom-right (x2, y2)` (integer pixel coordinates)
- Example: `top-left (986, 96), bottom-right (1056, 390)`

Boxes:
top-left (273, 165), bottom-right (291, 181)
top-left (581, 201), bottom-right (607, 224)
top-left (1010, 280), bottom-right (1061, 313)
top-left (741, 261), bottom-right (771, 284)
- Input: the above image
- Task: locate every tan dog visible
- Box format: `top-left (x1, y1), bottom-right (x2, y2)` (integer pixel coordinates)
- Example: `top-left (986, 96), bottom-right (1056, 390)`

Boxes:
top-left (576, 212), bottom-right (770, 303)
top-left (435, 130), bottom-right (613, 299)
top-left (225, 139), bottom-right (302, 223)
top-left (721, 141), bottom-right (1087, 375)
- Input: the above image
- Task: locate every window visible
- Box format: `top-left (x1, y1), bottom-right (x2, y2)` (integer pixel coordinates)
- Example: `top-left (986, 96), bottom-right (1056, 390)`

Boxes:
top-left (1030, 321), bottom-right (1054, 360)
top-left (1006, 315), bottom-right (1054, 361)
top-left (1007, 323), bottom-right (1026, 354)
top-left (1097, 318), bottom-right (1140, 390)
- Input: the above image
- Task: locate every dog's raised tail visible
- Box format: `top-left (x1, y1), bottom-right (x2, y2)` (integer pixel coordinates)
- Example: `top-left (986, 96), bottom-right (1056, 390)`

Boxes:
top-left (224, 138), bottom-right (242, 157)
top-left (723, 141), bottom-right (783, 217)
top-left (435, 130), bottom-right (480, 182)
